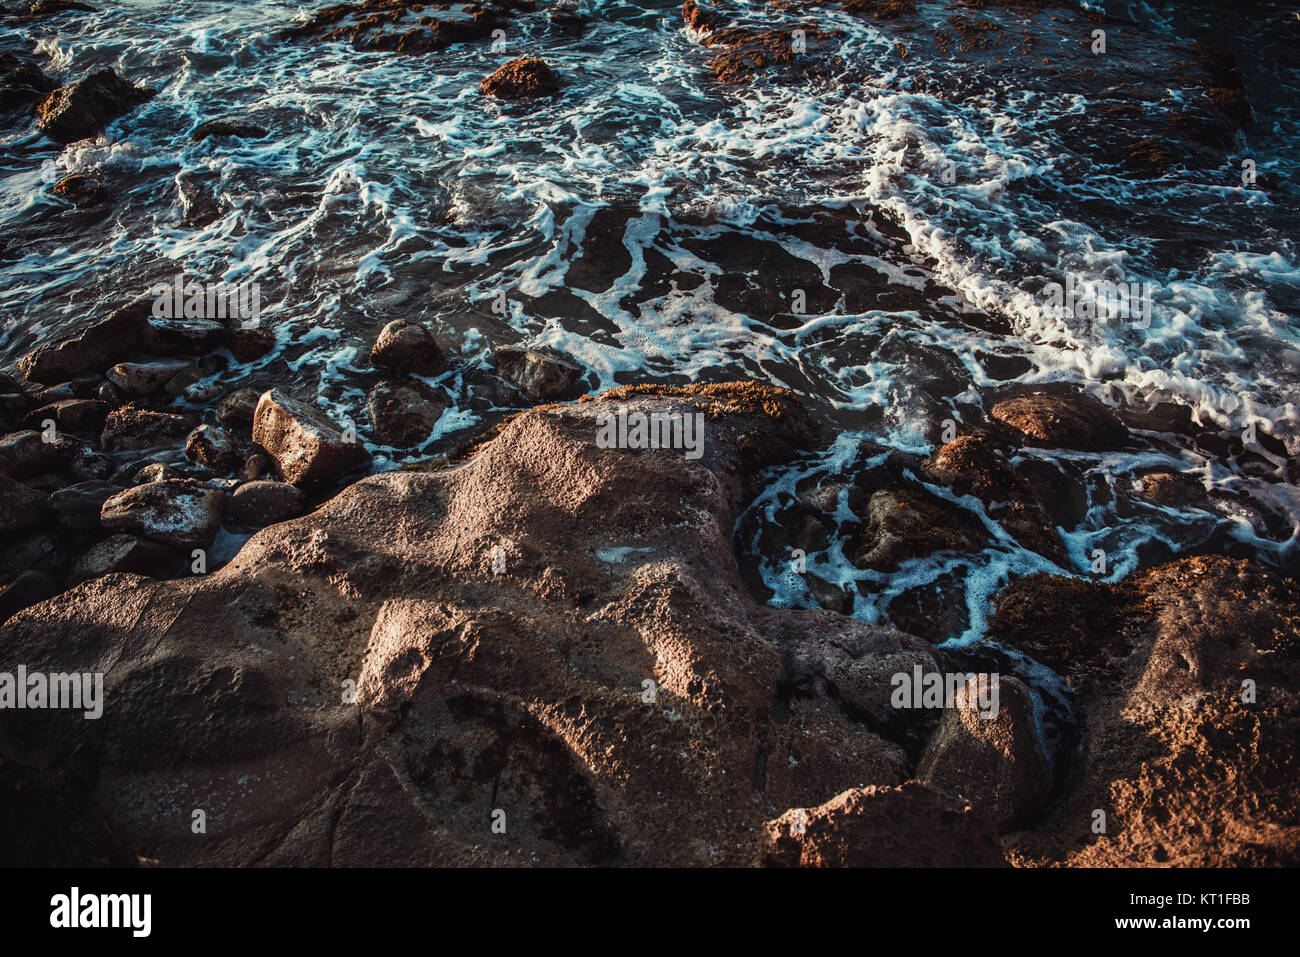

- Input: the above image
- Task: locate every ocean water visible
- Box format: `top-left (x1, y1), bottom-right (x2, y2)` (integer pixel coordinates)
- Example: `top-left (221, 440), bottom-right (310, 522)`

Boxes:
top-left (1, 0), bottom-right (1297, 651)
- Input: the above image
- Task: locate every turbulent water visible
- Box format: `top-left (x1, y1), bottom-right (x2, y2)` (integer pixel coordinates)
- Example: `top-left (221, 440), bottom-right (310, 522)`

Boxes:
top-left (1, 0), bottom-right (1297, 649)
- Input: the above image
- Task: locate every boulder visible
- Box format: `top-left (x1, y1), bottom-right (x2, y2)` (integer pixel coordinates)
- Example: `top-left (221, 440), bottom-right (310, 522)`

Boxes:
top-left (216, 387), bottom-right (260, 427)
top-left (49, 479), bottom-right (121, 532)
top-left (36, 68), bottom-right (155, 144)
top-left (480, 57), bottom-right (561, 100)
top-left (991, 392), bottom-right (1128, 451)
top-left (492, 344), bottom-right (584, 399)
top-left (100, 405), bottom-right (197, 452)
top-left (68, 533), bottom-right (181, 585)
top-left (0, 430), bottom-right (58, 478)
top-left (917, 674), bottom-right (1051, 831)
top-left (228, 480), bottom-right (307, 528)
top-left (370, 319), bottom-right (446, 376)
top-left (185, 424), bottom-right (242, 473)
top-left (100, 478), bottom-right (226, 549)
top-left (0, 474), bottom-right (44, 534)
top-left (365, 379), bottom-right (446, 447)
top-left (251, 389), bottom-right (370, 488)
top-left (16, 295), bottom-right (150, 384)
top-left (758, 782), bottom-right (1007, 867)
top-left (106, 359), bottom-right (192, 396)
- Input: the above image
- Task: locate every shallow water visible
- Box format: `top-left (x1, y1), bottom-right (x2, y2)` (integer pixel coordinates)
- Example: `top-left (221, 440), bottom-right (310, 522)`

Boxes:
top-left (1, 0), bottom-right (1297, 652)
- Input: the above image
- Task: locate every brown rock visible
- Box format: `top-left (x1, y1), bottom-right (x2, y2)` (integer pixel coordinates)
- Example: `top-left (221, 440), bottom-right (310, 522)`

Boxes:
top-left (16, 295), bottom-right (150, 385)
top-left (849, 486), bottom-right (985, 571)
top-left (251, 389), bottom-right (370, 488)
top-left (185, 424), bottom-right (242, 473)
top-left (492, 344), bottom-right (583, 400)
top-left (917, 674), bottom-right (1051, 830)
top-left (100, 404), bottom-right (197, 452)
top-left (228, 480), bottom-right (307, 528)
top-left (68, 533), bottom-right (181, 585)
top-left (36, 68), bottom-right (155, 144)
top-left (0, 429), bottom-right (59, 478)
top-left (1137, 469), bottom-right (1205, 508)
top-left (758, 782), bottom-right (1007, 867)
top-left (369, 319), bottom-right (446, 376)
top-left (991, 392), bottom-right (1128, 450)
top-left (366, 379), bottom-right (446, 447)
top-left (0, 474), bottom-right (45, 534)
top-left (106, 359), bottom-right (191, 396)
top-left (217, 387), bottom-right (261, 427)
top-left (100, 478), bottom-right (226, 549)
top-left (480, 57), bottom-right (560, 100)
top-left (51, 173), bottom-right (105, 206)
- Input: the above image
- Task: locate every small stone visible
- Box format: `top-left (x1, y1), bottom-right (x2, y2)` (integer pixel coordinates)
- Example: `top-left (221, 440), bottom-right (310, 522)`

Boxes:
top-left (100, 478), bottom-right (226, 549)
top-left (49, 480), bottom-right (122, 532)
top-left (228, 480), bottom-right (307, 528)
top-left (142, 316), bottom-right (225, 355)
top-left (366, 379), bottom-right (446, 447)
top-left (68, 534), bottom-right (181, 585)
top-left (492, 344), bottom-right (584, 399)
top-left (100, 405), bottom-right (197, 452)
top-left (184, 424), bottom-right (242, 473)
top-left (217, 388), bottom-right (261, 427)
top-left (106, 359), bottom-right (192, 396)
top-left (480, 57), bottom-right (561, 100)
top-left (36, 68), bottom-right (155, 144)
top-left (370, 320), bottom-right (446, 376)
top-left (0, 430), bottom-right (59, 478)
top-left (251, 389), bottom-right (370, 488)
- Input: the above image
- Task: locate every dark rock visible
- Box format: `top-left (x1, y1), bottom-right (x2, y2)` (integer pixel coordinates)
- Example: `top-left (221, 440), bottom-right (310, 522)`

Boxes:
top-left (917, 674), bottom-right (1051, 831)
top-left (184, 424), bottom-right (241, 473)
top-left (192, 118), bottom-right (269, 141)
top-left (228, 480), bottom-right (307, 528)
top-left (142, 316), bottom-right (224, 355)
top-left (216, 387), bottom-right (260, 427)
top-left (51, 434), bottom-right (111, 481)
top-left (480, 57), bottom-right (560, 100)
top-left (252, 389), bottom-right (370, 488)
top-left (758, 782), bottom-right (1006, 867)
top-left (68, 533), bottom-right (181, 585)
top-left (370, 319), bottom-right (445, 376)
top-left (848, 487), bottom-right (986, 571)
top-left (0, 474), bottom-right (44, 534)
top-left (492, 344), bottom-right (583, 399)
top-left (22, 397), bottom-right (107, 436)
top-left (991, 392), bottom-right (1129, 451)
top-left (51, 173), bottom-right (106, 206)
top-left (49, 479), bottom-right (121, 532)
top-left (0, 429), bottom-right (58, 477)
top-left (16, 295), bottom-right (150, 385)
top-left (227, 326), bottom-right (276, 362)
top-left (100, 478), bottom-right (226, 549)
top-left (106, 359), bottom-right (192, 396)
top-left (36, 68), bottom-right (155, 144)
top-left (1137, 469), bottom-right (1205, 508)
top-left (100, 404), bottom-right (197, 452)
top-left (0, 570), bottom-right (55, 623)
top-left (366, 379), bottom-right (446, 447)
top-left (241, 452), bottom-right (270, 481)
top-left (0, 392), bottom-right (29, 431)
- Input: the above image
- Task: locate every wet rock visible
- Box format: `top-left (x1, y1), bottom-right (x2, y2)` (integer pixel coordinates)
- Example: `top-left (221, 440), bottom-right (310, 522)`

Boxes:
top-left (682, 1), bottom-right (840, 85)
top-left (36, 68), bottom-right (155, 144)
top-left (492, 344), bottom-right (584, 400)
top-left (49, 479), bottom-right (121, 532)
top-left (251, 389), bottom-right (370, 488)
top-left (370, 319), bottom-right (445, 376)
top-left (192, 118), bottom-right (269, 141)
top-left (50, 434), bottom-right (111, 481)
top-left (848, 487), bottom-right (986, 571)
top-left (1001, 556), bottom-right (1300, 866)
top-left (283, 0), bottom-right (524, 54)
top-left (228, 480), bottom-right (307, 528)
top-left (51, 173), bottom-right (105, 206)
top-left (0, 50), bottom-right (53, 120)
top-left (68, 533), bottom-right (181, 585)
top-left (480, 56), bottom-right (560, 100)
top-left (106, 359), bottom-right (192, 396)
top-left (1137, 469), bottom-right (1205, 508)
top-left (917, 674), bottom-right (1051, 831)
top-left (21, 0), bottom-right (98, 17)
top-left (100, 404), bottom-right (197, 452)
top-left (922, 434), bottom-right (1063, 560)
top-left (22, 397), bottom-right (107, 436)
top-left (185, 423), bottom-right (241, 473)
top-left (366, 379), bottom-right (446, 447)
top-left (142, 316), bottom-right (224, 355)
top-left (241, 452), bottom-right (270, 481)
top-left (130, 462), bottom-right (175, 484)
top-left (0, 429), bottom-right (58, 478)
top-left (95, 380), bottom-right (124, 406)
top-left (17, 295), bottom-right (150, 385)
top-left (0, 392), bottom-right (29, 431)
top-left (0, 570), bottom-right (55, 623)
top-left (217, 388), bottom-right (261, 428)
top-left (758, 782), bottom-right (1006, 867)
top-left (0, 474), bottom-right (44, 534)
top-left (226, 326), bottom-right (277, 362)
top-left (0, 382), bottom-right (950, 866)
top-left (100, 478), bottom-right (226, 549)
top-left (991, 392), bottom-right (1128, 451)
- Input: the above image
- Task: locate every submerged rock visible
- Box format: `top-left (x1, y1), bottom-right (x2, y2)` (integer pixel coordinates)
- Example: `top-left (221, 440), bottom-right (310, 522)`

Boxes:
top-left (492, 344), bottom-right (584, 400)
top-left (369, 319), bottom-right (446, 376)
top-left (991, 392), bottom-right (1129, 451)
top-left (848, 486), bottom-right (986, 571)
top-left (366, 379), bottom-right (446, 447)
top-left (192, 118), bottom-right (269, 141)
top-left (251, 389), bottom-right (371, 488)
top-left (36, 68), bottom-right (155, 144)
top-left (100, 478), bottom-right (226, 549)
top-left (51, 173), bottom-right (106, 206)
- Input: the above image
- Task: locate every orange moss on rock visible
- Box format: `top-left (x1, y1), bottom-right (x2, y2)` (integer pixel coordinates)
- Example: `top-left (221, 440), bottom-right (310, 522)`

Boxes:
top-left (584, 380), bottom-right (803, 421)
